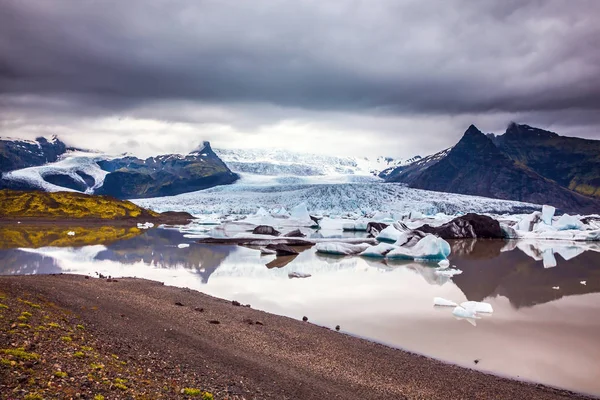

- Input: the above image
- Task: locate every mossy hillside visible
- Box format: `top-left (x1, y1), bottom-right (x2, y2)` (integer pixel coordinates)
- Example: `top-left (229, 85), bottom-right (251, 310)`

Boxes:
top-left (0, 190), bottom-right (159, 220)
top-left (0, 225), bottom-right (144, 249)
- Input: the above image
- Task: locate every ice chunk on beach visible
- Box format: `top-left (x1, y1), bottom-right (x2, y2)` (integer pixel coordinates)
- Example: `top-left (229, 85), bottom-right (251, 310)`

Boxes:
top-left (541, 205), bottom-right (555, 225)
top-left (67, 231), bottom-right (75, 236)
top-left (360, 242), bottom-right (397, 258)
top-left (460, 301), bottom-right (493, 313)
top-left (316, 242), bottom-right (371, 256)
top-left (452, 306), bottom-right (479, 319)
top-left (387, 235), bottom-right (451, 261)
top-left (438, 259), bottom-right (450, 268)
top-left (554, 214), bottom-right (583, 231)
top-left (433, 297), bottom-right (457, 307)
top-left (177, 243), bottom-right (190, 249)
top-left (376, 226), bottom-right (404, 243)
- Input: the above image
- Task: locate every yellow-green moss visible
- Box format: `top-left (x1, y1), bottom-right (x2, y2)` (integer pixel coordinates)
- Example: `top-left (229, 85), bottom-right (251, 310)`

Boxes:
top-left (73, 351), bottom-right (85, 358)
top-left (90, 363), bottom-right (104, 370)
top-left (1, 348), bottom-right (40, 360)
top-left (54, 371), bottom-right (68, 378)
top-left (0, 304), bottom-right (8, 310)
top-left (76, 324), bottom-right (85, 330)
top-left (94, 395), bottom-right (105, 400)
top-left (182, 388), bottom-right (202, 396)
top-left (61, 336), bottom-right (72, 343)
top-left (24, 394), bottom-right (44, 400)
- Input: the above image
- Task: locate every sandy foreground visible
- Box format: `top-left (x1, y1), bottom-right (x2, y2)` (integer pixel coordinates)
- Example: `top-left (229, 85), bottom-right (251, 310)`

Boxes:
top-left (0, 275), bottom-right (593, 400)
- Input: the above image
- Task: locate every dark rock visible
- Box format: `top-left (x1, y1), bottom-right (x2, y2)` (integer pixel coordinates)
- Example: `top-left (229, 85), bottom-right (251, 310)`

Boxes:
top-left (255, 321), bottom-right (264, 326)
top-left (252, 225), bottom-right (281, 236)
top-left (366, 222), bottom-right (388, 237)
top-left (194, 307), bottom-right (204, 312)
top-left (474, 359), bottom-right (480, 364)
top-left (265, 243), bottom-right (299, 256)
top-left (335, 325), bottom-right (340, 331)
top-left (0, 135), bottom-right (67, 174)
top-left (208, 320), bottom-right (220, 325)
top-left (174, 302), bottom-right (184, 306)
top-left (231, 300), bottom-right (241, 306)
top-left (310, 215), bottom-right (323, 225)
top-left (417, 213), bottom-right (504, 239)
top-left (243, 318), bottom-right (254, 325)
top-left (302, 316), bottom-right (308, 322)
top-left (283, 229), bottom-right (306, 238)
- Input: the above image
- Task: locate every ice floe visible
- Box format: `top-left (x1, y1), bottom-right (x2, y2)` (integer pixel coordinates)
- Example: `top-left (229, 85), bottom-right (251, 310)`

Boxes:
top-left (433, 297), bottom-right (457, 307)
top-left (460, 301), bottom-right (494, 313)
top-left (67, 231), bottom-right (75, 236)
top-left (387, 235), bottom-right (451, 261)
top-left (177, 243), bottom-right (190, 249)
top-left (315, 242), bottom-right (372, 256)
top-left (137, 222), bottom-right (154, 229)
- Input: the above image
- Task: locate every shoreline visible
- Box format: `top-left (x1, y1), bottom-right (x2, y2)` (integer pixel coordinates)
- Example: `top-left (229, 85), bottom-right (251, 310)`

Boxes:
top-left (0, 274), bottom-right (594, 399)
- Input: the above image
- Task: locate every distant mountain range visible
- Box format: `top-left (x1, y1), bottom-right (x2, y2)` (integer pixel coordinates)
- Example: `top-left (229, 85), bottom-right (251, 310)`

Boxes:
top-left (383, 123), bottom-right (600, 214)
top-left (2, 123), bottom-right (599, 213)
top-left (0, 137), bottom-right (238, 199)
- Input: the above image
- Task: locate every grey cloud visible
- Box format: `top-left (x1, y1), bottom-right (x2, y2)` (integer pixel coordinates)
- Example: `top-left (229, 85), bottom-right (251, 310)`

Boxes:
top-left (1, 0), bottom-right (600, 156)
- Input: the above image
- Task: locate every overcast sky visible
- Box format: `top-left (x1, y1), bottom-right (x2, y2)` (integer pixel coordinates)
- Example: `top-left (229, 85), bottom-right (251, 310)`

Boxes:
top-left (1, 0), bottom-right (599, 158)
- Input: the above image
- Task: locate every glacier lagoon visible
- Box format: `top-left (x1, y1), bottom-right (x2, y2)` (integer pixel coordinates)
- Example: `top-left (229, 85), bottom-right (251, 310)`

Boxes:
top-left (1, 227), bottom-right (600, 396)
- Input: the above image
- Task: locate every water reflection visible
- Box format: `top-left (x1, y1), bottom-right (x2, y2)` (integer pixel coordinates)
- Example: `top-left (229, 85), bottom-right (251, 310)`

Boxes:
top-left (1, 228), bottom-right (600, 395)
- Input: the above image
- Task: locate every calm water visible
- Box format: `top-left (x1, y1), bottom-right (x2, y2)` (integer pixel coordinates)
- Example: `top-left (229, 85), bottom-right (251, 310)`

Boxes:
top-left (1, 227), bottom-right (600, 396)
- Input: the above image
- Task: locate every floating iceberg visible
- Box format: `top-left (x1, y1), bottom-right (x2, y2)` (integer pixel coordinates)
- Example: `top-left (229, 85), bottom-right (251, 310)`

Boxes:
top-left (460, 301), bottom-right (493, 313)
top-left (376, 225), bottom-right (404, 243)
top-left (541, 205), bottom-right (555, 225)
top-left (342, 220), bottom-right (369, 231)
top-left (316, 242), bottom-right (371, 256)
top-left (360, 243), bottom-right (397, 258)
top-left (387, 235), bottom-right (451, 261)
top-left (438, 259), bottom-right (450, 268)
top-left (452, 306), bottom-right (479, 319)
top-left (433, 297), bottom-right (457, 307)
top-left (554, 214), bottom-right (584, 231)
top-left (137, 222), bottom-right (154, 229)
top-left (177, 243), bottom-right (190, 249)
top-left (67, 231), bottom-right (76, 236)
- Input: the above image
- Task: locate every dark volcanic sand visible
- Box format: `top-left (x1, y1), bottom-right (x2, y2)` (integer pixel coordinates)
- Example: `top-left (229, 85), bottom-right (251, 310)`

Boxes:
top-left (0, 275), bottom-right (593, 400)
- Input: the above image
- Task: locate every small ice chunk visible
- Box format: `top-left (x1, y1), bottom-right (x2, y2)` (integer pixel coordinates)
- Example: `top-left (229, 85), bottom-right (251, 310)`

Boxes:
top-left (360, 243), bottom-right (397, 258)
top-left (137, 222), bottom-right (154, 229)
top-left (438, 259), bottom-right (450, 268)
top-left (435, 268), bottom-right (463, 277)
top-left (316, 242), bottom-right (371, 255)
top-left (452, 306), bottom-right (479, 319)
top-left (288, 272), bottom-right (311, 279)
top-left (177, 243), bottom-right (190, 249)
top-left (387, 235), bottom-right (451, 261)
top-left (290, 202), bottom-right (311, 222)
top-left (460, 301), bottom-right (493, 313)
top-left (580, 281), bottom-right (587, 285)
top-left (554, 214), bottom-right (583, 231)
top-left (433, 297), bottom-right (457, 307)
top-left (260, 247), bottom-right (277, 255)
top-left (541, 205), bottom-right (555, 225)
top-left (67, 231), bottom-right (76, 236)
top-left (552, 286), bottom-right (560, 290)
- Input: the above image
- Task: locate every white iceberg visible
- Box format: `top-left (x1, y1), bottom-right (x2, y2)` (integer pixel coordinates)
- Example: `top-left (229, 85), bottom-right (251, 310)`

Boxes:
top-left (438, 259), bottom-right (450, 268)
top-left (541, 205), bottom-right (555, 225)
top-left (316, 242), bottom-right (371, 256)
top-left (581, 281), bottom-right (587, 285)
top-left (552, 286), bottom-right (560, 290)
top-left (177, 243), bottom-right (190, 249)
top-left (387, 235), bottom-right (451, 261)
top-left (376, 225), bottom-right (404, 243)
top-left (452, 306), bottom-right (479, 319)
top-left (554, 214), bottom-right (583, 231)
top-left (342, 220), bottom-right (369, 231)
top-left (360, 242), bottom-right (397, 258)
top-left (67, 231), bottom-right (76, 236)
top-left (460, 301), bottom-right (493, 313)
top-left (433, 297), bottom-right (457, 307)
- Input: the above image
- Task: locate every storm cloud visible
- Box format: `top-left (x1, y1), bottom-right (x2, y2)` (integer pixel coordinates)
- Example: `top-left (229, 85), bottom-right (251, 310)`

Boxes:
top-left (1, 0), bottom-right (599, 157)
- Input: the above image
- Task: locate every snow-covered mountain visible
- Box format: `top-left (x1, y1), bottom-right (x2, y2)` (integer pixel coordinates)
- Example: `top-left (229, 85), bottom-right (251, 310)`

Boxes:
top-left (214, 148), bottom-right (418, 177)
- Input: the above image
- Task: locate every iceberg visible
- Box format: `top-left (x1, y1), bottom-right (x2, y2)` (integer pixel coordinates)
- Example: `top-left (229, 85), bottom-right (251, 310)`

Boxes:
top-left (359, 243), bottom-right (397, 258)
top-left (554, 214), bottom-right (583, 231)
top-left (387, 235), bottom-right (451, 261)
top-left (438, 259), bottom-right (450, 268)
top-left (452, 306), bottom-right (479, 319)
top-left (516, 212), bottom-right (542, 232)
top-left (460, 301), bottom-right (493, 313)
top-left (541, 205), bottom-right (555, 225)
top-left (376, 226), bottom-right (405, 243)
top-left (137, 222), bottom-right (154, 229)
top-left (177, 243), bottom-right (190, 249)
top-left (433, 297), bottom-right (457, 307)
top-left (67, 231), bottom-right (76, 236)
top-left (316, 242), bottom-right (371, 256)
top-left (342, 220), bottom-right (369, 231)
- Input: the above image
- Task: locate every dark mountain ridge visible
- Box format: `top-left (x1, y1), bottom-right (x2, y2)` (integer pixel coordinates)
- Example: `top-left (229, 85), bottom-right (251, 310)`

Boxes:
top-left (385, 124), bottom-right (600, 214)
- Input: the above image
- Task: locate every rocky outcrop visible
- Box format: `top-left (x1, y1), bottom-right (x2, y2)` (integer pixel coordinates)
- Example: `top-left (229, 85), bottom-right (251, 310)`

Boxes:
top-left (417, 214), bottom-right (504, 239)
top-left (96, 142), bottom-right (238, 199)
top-left (0, 136), bottom-right (67, 174)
